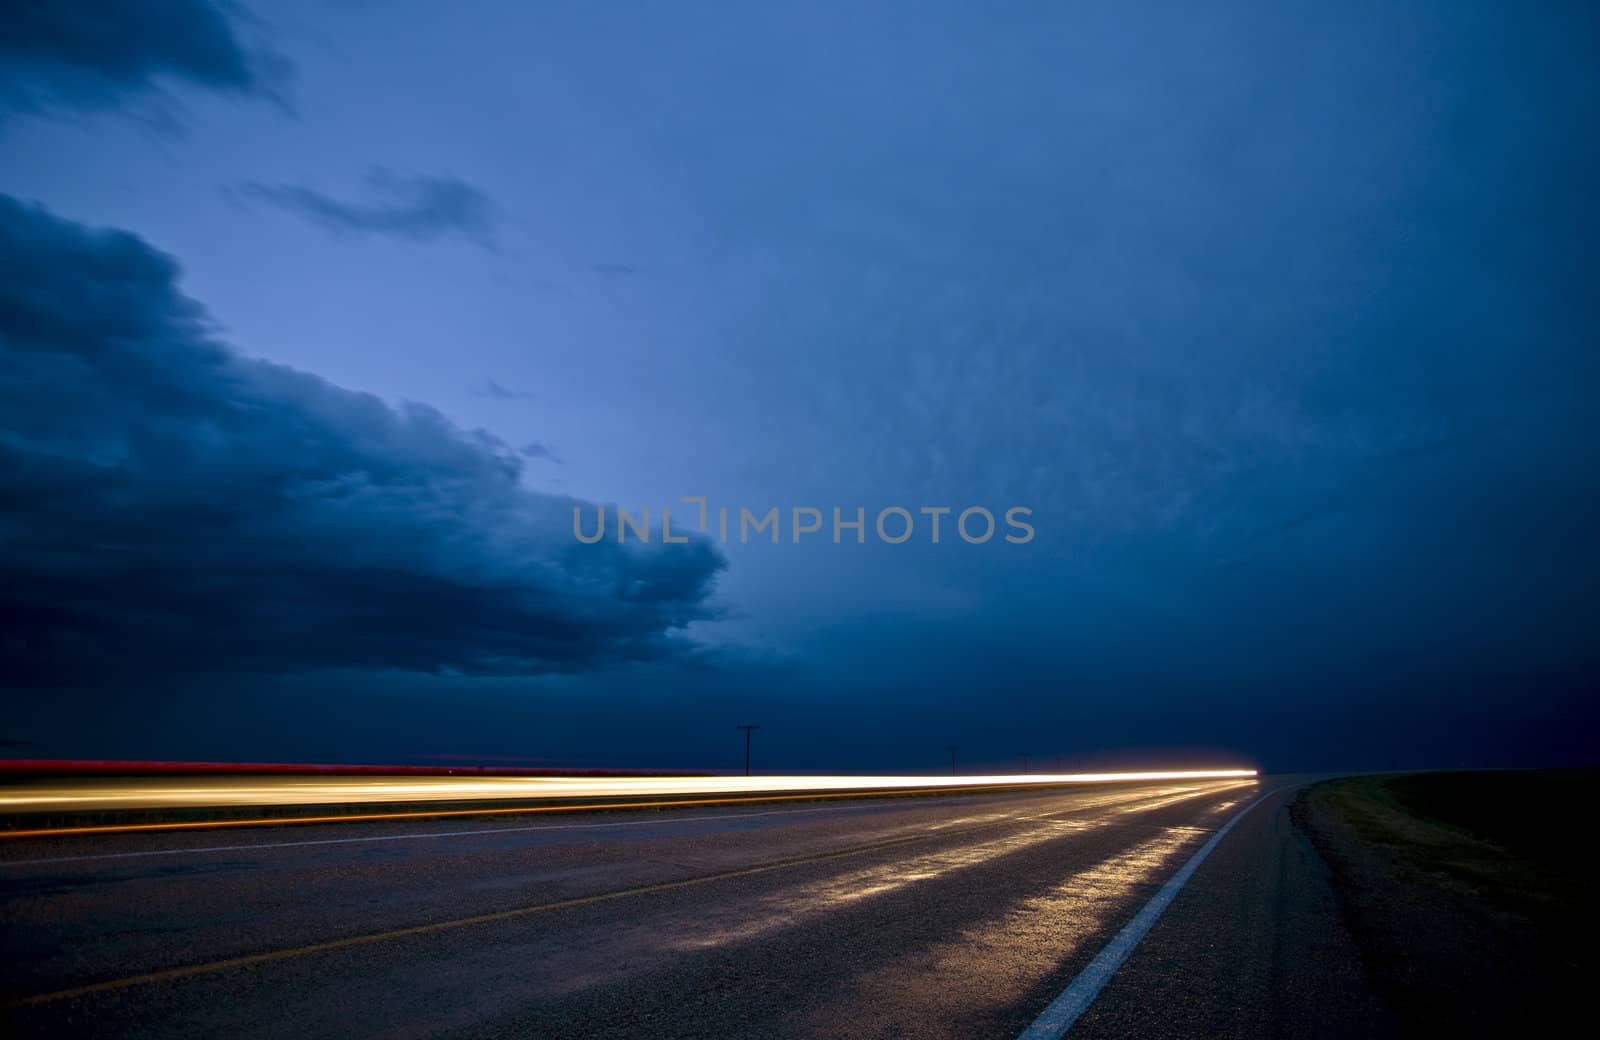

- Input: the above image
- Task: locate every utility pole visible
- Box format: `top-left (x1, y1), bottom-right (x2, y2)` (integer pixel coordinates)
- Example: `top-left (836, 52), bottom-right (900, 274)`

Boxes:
top-left (736, 724), bottom-right (759, 776)
top-left (946, 745), bottom-right (958, 775)
top-left (1023, 753), bottom-right (1031, 774)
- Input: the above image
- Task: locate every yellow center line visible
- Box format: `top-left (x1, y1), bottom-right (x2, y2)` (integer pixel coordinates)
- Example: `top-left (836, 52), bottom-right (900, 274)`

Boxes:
top-left (0, 783), bottom-right (1101, 840)
top-left (0, 790), bottom-right (1234, 1009)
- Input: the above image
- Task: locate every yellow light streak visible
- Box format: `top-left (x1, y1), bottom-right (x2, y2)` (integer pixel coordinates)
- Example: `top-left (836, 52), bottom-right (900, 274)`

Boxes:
top-left (0, 770), bottom-right (1257, 839)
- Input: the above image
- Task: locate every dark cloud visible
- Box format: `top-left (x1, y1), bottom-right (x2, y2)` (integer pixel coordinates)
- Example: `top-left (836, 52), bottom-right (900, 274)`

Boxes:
top-left (0, 194), bottom-right (724, 683)
top-left (236, 170), bottom-right (500, 247)
top-left (518, 441), bottom-right (562, 464)
top-left (0, 0), bottom-right (286, 118)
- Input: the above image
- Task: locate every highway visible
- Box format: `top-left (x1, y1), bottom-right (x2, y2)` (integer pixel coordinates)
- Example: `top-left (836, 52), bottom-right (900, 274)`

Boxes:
top-left (0, 775), bottom-right (1381, 1038)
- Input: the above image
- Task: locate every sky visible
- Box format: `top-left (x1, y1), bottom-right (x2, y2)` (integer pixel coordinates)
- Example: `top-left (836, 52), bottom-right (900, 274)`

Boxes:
top-left (1, 0), bottom-right (1596, 774)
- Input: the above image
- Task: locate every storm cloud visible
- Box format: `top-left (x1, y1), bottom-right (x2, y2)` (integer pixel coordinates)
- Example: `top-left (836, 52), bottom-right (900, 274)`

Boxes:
top-left (0, 0), bottom-right (285, 117)
top-left (237, 170), bottom-right (501, 247)
top-left (2, 2), bottom-right (1596, 771)
top-left (0, 195), bottom-right (724, 682)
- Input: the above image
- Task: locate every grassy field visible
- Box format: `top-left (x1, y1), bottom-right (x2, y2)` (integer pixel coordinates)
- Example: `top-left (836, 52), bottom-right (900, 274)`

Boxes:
top-left (1297, 770), bottom-right (1596, 1035)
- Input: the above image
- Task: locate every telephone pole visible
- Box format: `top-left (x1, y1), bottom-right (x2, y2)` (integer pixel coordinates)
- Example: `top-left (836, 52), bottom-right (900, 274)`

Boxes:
top-left (946, 745), bottom-right (958, 775)
top-left (736, 724), bottom-right (759, 776)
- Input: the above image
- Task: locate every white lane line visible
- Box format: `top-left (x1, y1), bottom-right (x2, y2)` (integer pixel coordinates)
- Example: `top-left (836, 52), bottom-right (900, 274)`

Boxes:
top-left (0, 803), bottom-right (902, 868)
top-left (1016, 786), bottom-right (1291, 1040)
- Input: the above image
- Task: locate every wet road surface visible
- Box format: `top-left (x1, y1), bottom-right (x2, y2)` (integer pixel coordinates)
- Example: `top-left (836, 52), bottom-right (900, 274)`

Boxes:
top-left (0, 777), bottom-right (1368, 1038)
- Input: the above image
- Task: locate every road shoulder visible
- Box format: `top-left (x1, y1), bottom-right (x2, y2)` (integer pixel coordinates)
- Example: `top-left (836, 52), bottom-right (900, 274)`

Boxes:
top-left (1067, 784), bottom-right (1391, 1039)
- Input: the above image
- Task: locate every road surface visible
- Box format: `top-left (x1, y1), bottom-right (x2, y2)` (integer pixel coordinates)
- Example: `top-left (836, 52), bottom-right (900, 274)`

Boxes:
top-left (0, 776), bottom-right (1381, 1038)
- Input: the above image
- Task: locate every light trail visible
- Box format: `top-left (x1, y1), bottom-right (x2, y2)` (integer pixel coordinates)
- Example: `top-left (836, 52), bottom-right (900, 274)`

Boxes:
top-left (0, 770), bottom-right (1257, 839)
top-left (0, 770), bottom-right (1257, 811)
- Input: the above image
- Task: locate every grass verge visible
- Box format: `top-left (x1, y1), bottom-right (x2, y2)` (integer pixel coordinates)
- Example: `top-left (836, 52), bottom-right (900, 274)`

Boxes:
top-left (1295, 770), bottom-right (1596, 1035)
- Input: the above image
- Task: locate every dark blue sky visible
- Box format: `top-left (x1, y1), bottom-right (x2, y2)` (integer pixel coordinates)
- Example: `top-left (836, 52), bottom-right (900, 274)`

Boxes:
top-left (2, 1), bottom-right (1595, 773)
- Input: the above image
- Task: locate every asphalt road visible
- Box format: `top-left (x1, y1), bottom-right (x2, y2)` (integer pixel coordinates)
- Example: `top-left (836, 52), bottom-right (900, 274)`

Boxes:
top-left (0, 776), bottom-right (1374, 1039)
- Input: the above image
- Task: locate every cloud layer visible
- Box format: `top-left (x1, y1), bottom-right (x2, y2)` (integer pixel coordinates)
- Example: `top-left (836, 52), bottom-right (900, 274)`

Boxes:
top-left (0, 0), bottom-right (285, 117)
top-left (0, 194), bottom-right (723, 682)
top-left (237, 170), bottom-right (501, 247)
